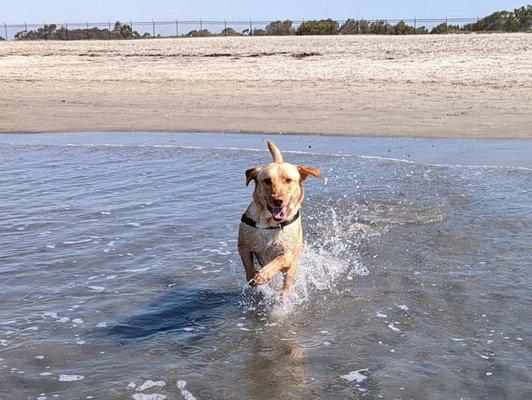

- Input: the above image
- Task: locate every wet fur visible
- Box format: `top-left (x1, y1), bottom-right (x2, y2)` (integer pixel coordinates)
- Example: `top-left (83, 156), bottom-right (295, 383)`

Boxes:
top-left (238, 141), bottom-right (322, 294)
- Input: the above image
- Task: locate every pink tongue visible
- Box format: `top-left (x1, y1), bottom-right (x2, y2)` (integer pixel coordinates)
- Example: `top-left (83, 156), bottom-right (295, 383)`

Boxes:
top-left (273, 207), bottom-right (287, 220)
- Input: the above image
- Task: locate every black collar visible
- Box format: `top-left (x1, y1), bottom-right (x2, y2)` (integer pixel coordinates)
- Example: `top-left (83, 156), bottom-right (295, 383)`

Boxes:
top-left (241, 210), bottom-right (300, 230)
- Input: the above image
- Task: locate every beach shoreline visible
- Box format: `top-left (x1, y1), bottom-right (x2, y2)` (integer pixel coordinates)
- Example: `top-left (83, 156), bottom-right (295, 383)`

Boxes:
top-left (0, 34), bottom-right (530, 139)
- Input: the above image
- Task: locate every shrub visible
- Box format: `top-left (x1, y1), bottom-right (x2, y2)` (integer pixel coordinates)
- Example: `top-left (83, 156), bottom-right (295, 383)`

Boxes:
top-left (339, 19), bottom-right (358, 34)
top-left (296, 19), bottom-right (339, 35)
top-left (385, 20), bottom-right (428, 34)
top-left (186, 29), bottom-right (213, 37)
top-left (369, 20), bottom-right (390, 34)
top-left (463, 5), bottom-right (531, 32)
top-left (220, 27), bottom-right (237, 36)
top-left (251, 28), bottom-right (267, 36)
top-left (430, 22), bottom-right (462, 34)
top-left (0, 36), bottom-right (4, 41)
top-left (14, 21), bottom-right (144, 40)
top-left (389, 20), bottom-right (415, 34)
top-left (265, 20), bottom-right (294, 35)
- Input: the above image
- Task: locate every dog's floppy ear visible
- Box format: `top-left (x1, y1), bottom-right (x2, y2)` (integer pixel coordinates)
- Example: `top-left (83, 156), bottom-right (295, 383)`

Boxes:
top-left (298, 166), bottom-right (323, 182)
top-left (245, 167), bottom-right (260, 186)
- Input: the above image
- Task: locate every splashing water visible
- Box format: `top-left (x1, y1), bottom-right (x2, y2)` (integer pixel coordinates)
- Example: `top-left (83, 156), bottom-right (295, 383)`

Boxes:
top-left (240, 207), bottom-right (370, 318)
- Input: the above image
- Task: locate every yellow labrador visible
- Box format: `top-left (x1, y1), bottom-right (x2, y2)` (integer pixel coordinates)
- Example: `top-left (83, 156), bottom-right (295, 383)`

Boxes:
top-left (238, 141), bottom-right (322, 294)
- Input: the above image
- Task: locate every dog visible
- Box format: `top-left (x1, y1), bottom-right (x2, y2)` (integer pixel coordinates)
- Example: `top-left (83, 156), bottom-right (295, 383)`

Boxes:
top-left (238, 141), bottom-right (322, 294)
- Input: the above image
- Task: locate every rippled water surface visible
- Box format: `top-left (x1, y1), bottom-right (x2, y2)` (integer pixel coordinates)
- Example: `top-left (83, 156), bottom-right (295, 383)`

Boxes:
top-left (0, 133), bottom-right (530, 400)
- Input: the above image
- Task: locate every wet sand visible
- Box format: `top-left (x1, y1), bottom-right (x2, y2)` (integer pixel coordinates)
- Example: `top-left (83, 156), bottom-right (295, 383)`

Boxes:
top-left (0, 34), bottom-right (530, 138)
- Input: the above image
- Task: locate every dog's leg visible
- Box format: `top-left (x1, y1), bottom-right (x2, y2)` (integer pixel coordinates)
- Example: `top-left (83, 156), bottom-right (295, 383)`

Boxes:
top-left (282, 264), bottom-right (298, 294)
top-left (251, 255), bottom-right (289, 286)
top-left (239, 249), bottom-right (256, 284)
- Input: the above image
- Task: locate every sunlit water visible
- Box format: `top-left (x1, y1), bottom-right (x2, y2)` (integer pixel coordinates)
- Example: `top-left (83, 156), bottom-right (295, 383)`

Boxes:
top-left (0, 133), bottom-right (530, 400)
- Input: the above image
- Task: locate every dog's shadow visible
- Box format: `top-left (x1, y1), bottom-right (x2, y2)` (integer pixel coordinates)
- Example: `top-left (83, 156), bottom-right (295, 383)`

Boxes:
top-left (97, 285), bottom-right (242, 342)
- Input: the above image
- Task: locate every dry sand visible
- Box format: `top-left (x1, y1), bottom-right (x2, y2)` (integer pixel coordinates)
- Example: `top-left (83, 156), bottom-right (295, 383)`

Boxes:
top-left (0, 34), bottom-right (530, 138)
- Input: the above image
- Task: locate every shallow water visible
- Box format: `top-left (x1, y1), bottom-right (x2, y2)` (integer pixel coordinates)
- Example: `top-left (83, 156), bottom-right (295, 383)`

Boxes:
top-left (0, 133), bottom-right (530, 400)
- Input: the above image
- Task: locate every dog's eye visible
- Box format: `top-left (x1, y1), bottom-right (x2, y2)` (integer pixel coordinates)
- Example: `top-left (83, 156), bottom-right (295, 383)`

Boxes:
top-left (285, 178), bottom-right (292, 184)
top-left (263, 178), bottom-right (272, 185)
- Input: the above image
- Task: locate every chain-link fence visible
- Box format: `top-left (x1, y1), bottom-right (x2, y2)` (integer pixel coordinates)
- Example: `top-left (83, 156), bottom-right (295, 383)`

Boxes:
top-left (0, 16), bottom-right (527, 41)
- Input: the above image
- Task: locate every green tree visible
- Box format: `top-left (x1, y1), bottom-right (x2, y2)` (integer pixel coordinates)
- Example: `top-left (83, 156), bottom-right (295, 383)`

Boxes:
top-left (430, 22), bottom-right (461, 34)
top-left (265, 20), bottom-right (294, 35)
top-left (296, 19), bottom-right (339, 35)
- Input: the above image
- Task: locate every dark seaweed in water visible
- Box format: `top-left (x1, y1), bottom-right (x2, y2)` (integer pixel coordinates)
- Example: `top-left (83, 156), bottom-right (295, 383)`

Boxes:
top-left (0, 133), bottom-right (530, 399)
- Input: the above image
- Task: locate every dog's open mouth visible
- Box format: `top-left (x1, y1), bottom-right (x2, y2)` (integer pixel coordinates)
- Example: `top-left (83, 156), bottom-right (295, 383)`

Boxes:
top-left (267, 204), bottom-right (288, 221)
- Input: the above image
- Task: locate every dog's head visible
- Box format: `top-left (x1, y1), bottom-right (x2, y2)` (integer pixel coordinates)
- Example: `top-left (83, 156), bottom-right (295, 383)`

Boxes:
top-left (245, 141), bottom-right (322, 222)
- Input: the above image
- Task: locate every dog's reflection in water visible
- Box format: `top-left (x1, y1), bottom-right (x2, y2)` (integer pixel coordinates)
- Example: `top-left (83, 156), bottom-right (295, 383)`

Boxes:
top-left (104, 285), bottom-right (313, 398)
top-left (239, 290), bottom-right (313, 399)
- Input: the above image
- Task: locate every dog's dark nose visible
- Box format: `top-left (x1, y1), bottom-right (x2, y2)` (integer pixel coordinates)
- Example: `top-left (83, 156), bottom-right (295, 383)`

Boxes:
top-left (271, 198), bottom-right (283, 207)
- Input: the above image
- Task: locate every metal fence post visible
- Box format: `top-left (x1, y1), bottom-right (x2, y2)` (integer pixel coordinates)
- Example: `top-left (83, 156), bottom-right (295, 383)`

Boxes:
top-left (108, 21), bottom-right (111, 39)
top-left (385, 19), bottom-right (388, 34)
top-left (152, 20), bottom-right (155, 37)
top-left (200, 19), bottom-right (203, 36)
top-left (224, 19), bottom-right (226, 35)
top-left (130, 20), bottom-right (133, 38)
top-left (44, 22), bottom-right (47, 40)
top-left (65, 21), bottom-right (69, 40)
top-left (249, 19), bottom-right (252, 35)
top-left (24, 22), bottom-right (28, 37)
top-left (86, 21), bottom-right (90, 39)
top-left (175, 19), bottom-right (179, 36)
top-left (4, 23), bottom-right (7, 40)
top-left (414, 16), bottom-right (416, 33)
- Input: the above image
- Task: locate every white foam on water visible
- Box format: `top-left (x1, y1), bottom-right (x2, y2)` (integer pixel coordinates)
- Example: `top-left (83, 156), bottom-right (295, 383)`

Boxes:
top-left (39, 372), bottom-right (52, 376)
top-left (126, 222), bottom-right (141, 227)
top-left (89, 286), bottom-right (105, 292)
top-left (125, 267), bottom-right (152, 273)
top-left (35, 355), bottom-right (45, 359)
top-left (176, 381), bottom-right (197, 400)
top-left (41, 312), bottom-right (58, 319)
top-left (62, 239), bottom-right (92, 245)
top-left (132, 394), bottom-right (166, 400)
top-left (397, 305), bottom-right (409, 311)
top-left (376, 312), bottom-right (387, 318)
top-left (388, 323), bottom-right (400, 332)
top-left (136, 380), bottom-right (166, 391)
top-left (0, 340), bottom-right (9, 346)
top-left (59, 374), bottom-right (84, 382)
top-left (340, 369), bottom-right (368, 383)
top-left (58, 317), bottom-right (70, 323)
top-left (72, 318), bottom-right (84, 325)
top-left (96, 322), bottom-right (108, 328)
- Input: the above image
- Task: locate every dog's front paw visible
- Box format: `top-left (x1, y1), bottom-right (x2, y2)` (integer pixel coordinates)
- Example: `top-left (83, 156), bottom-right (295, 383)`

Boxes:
top-left (250, 271), bottom-right (270, 286)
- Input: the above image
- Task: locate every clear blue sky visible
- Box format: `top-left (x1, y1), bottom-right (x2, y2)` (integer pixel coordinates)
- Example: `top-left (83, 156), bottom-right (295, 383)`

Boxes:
top-left (0, 0), bottom-right (528, 24)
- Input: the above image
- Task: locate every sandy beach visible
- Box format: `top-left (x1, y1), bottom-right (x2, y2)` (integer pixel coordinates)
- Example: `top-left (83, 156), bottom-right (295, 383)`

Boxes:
top-left (0, 33), bottom-right (530, 138)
